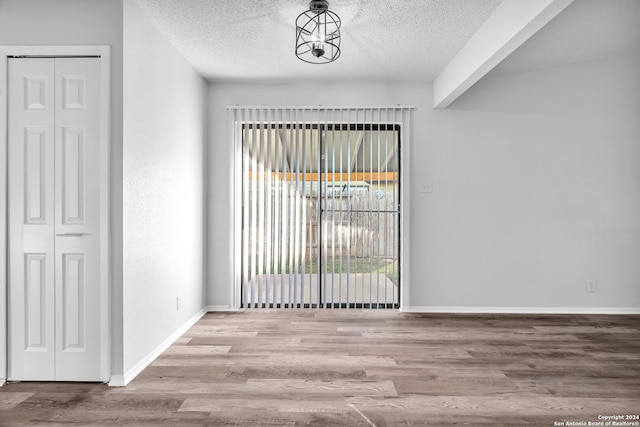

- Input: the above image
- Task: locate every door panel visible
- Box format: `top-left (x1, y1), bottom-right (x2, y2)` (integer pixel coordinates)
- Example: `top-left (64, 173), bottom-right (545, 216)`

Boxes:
top-left (24, 254), bottom-right (51, 350)
top-left (61, 253), bottom-right (86, 350)
top-left (9, 58), bottom-right (56, 380)
top-left (25, 127), bottom-right (49, 223)
top-left (8, 57), bottom-right (102, 381)
top-left (54, 57), bottom-right (101, 380)
top-left (60, 127), bottom-right (86, 224)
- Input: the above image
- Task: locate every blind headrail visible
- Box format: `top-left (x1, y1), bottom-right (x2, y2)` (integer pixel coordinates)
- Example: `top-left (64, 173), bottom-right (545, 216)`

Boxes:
top-left (227, 105), bottom-right (416, 111)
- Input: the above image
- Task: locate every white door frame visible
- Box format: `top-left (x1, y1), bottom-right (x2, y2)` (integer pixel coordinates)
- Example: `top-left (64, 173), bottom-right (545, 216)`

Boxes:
top-left (0, 45), bottom-right (111, 384)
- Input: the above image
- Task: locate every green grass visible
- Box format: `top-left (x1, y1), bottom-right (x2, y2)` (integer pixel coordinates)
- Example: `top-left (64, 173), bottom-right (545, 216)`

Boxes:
top-left (254, 257), bottom-right (399, 286)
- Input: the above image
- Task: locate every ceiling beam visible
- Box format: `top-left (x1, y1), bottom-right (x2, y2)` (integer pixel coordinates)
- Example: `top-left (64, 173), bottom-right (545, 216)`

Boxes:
top-left (349, 131), bottom-right (364, 173)
top-left (379, 142), bottom-right (396, 173)
top-left (277, 128), bottom-right (291, 171)
top-left (432, 0), bottom-right (574, 109)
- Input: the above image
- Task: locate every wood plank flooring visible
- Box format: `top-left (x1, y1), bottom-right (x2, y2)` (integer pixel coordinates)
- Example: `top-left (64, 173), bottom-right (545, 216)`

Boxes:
top-left (1, 310), bottom-right (639, 426)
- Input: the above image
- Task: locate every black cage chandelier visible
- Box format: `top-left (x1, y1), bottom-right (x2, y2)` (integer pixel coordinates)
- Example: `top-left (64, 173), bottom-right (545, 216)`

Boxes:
top-left (296, 0), bottom-right (341, 64)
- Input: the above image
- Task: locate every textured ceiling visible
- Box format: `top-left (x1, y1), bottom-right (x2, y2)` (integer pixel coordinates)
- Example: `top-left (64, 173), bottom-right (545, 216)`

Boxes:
top-left (492, 0), bottom-right (640, 75)
top-left (133, 0), bottom-right (503, 82)
top-left (133, 0), bottom-right (640, 84)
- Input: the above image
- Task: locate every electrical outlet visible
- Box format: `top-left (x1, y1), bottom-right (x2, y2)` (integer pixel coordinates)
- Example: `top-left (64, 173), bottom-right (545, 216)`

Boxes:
top-left (586, 281), bottom-right (597, 293)
top-left (419, 181), bottom-right (433, 193)
top-left (176, 296), bottom-right (183, 311)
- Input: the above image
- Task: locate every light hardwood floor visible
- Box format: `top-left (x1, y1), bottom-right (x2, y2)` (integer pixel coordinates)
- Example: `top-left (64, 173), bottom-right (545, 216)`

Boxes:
top-left (1, 310), bottom-right (639, 426)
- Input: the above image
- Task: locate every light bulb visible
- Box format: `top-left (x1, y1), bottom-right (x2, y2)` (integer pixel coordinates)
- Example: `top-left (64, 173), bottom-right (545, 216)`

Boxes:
top-left (311, 31), bottom-right (325, 58)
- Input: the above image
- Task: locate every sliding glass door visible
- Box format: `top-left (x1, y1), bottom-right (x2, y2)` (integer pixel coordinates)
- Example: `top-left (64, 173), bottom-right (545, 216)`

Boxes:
top-left (239, 111), bottom-right (401, 309)
top-left (317, 124), bottom-right (400, 308)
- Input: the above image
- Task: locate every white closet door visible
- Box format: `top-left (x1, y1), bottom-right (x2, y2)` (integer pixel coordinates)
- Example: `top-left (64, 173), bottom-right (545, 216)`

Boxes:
top-left (8, 57), bottom-right (102, 381)
top-left (53, 57), bottom-right (102, 380)
top-left (8, 58), bottom-right (56, 380)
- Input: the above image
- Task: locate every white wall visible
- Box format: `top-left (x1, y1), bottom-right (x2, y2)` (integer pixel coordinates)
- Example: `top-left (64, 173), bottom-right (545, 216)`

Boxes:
top-left (207, 52), bottom-right (640, 313)
top-left (421, 52), bottom-right (640, 312)
top-left (122, 0), bottom-right (207, 380)
top-left (207, 82), bottom-right (429, 308)
top-left (0, 0), bottom-right (125, 380)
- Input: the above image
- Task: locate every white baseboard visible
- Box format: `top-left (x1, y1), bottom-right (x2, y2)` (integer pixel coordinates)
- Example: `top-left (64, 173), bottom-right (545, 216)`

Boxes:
top-left (400, 306), bottom-right (640, 315)
top-left (108, 375), bottom-right (125, 387)
top-left (205, 305), bottom-right (240, 312)
top-left (112, 308), bottom-right (208, 387)
top-left (0, 378), bottom-right (5, 386)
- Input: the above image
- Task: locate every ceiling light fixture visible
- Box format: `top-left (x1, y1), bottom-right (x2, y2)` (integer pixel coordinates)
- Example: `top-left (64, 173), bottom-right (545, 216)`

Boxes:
top-left (296, 0), bottom-right (341, 64)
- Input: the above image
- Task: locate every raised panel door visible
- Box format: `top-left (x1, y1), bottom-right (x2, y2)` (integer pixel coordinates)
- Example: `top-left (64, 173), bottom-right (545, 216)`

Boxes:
top-left (8, 58), bottom-right (56, 380)
top-left (8, 57), bottom-right (102, 381)
top-left (54, 57), bottom-right (101, 381)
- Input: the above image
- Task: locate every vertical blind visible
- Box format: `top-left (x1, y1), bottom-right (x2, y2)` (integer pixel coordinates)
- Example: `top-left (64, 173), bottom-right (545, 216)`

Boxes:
top-left (230, 107), bottom-right (414, 309)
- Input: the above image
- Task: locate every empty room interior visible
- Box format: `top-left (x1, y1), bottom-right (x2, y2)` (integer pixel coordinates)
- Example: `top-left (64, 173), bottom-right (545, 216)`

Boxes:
top-left (0, 0), bottom-right (639, 425)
